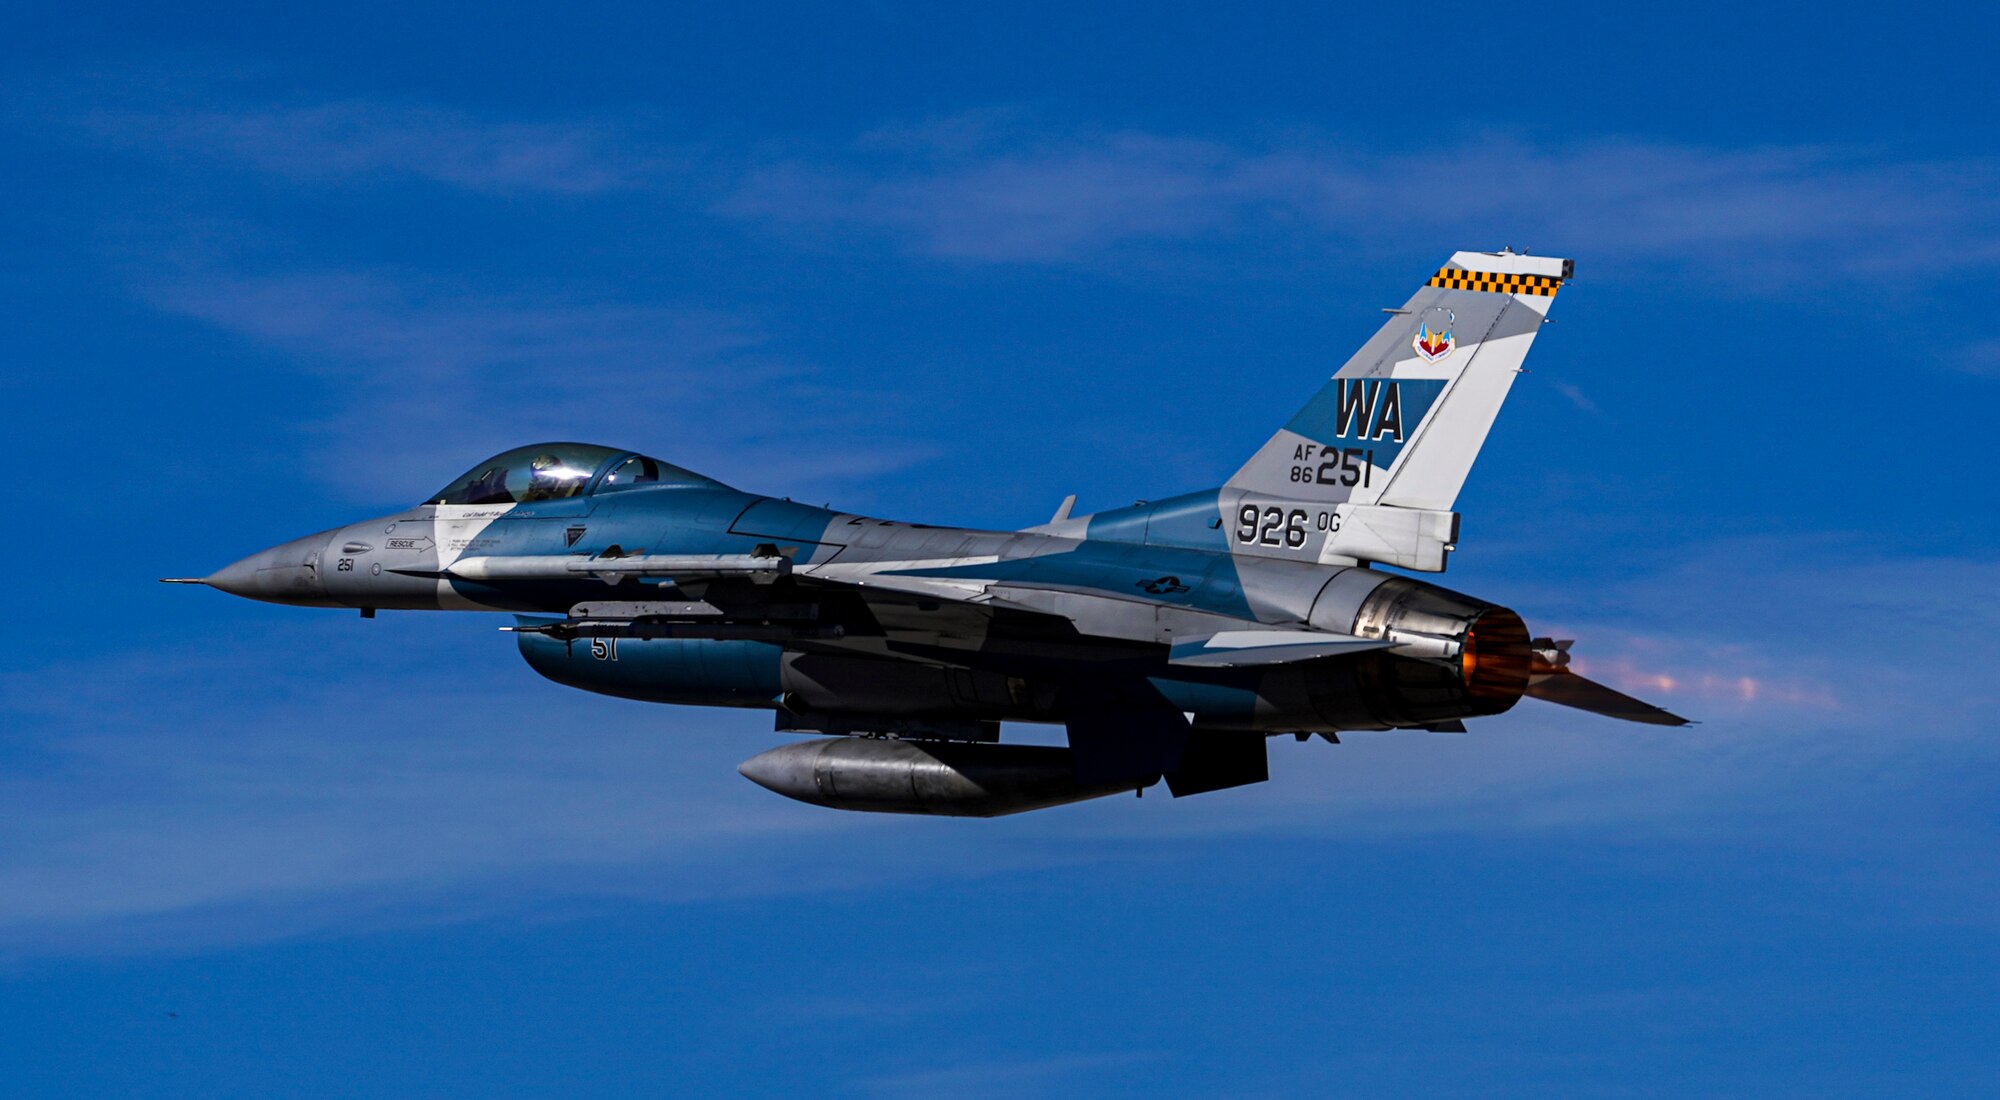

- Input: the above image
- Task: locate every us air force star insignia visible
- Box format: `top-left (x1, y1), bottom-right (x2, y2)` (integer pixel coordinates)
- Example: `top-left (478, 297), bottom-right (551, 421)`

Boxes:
top-left (1412, 306), bottom-right (1455, 363)
top-left (1137, 576), bottom-right (1191, 596)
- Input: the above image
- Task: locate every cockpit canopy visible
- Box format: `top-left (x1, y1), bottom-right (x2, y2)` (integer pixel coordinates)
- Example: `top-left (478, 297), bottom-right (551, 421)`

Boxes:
top-left (428, 443), bottom-right (718, 506)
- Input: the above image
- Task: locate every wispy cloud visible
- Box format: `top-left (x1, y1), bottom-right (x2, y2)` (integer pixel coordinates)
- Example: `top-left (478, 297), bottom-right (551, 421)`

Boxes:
top-left (1955, 338), bottom-right (2000, 377)
top-left (728, 132), bottom-right (1251, 262)
top-left (0, 621), bottom-right (1069, 957)
top-left (1498, 536), bottom-right (2000, 727)
top-left (28, 69), bottom-right (2000, 284)
top-left (6, 532), bottom-right (1992, 958)
top-left (136, 264), bottom-right (924, 502)
top-left (724, 120), bottom-right (2000, 282)
top-left (1066, 538), bottom-right (2000, 871)
top-left (145, 268), bottom-right (756, 386)
top-left (1550, 381), bottom-right (1602, 415)
top-left (855, 1052), bottom-right (1158, 1100)
top-left (59, 86), bottom-right (656, 193)
top-left (1571, 654), bottom-right (1839, 711)
top-left (10, 71), bottom-right (1998, 960)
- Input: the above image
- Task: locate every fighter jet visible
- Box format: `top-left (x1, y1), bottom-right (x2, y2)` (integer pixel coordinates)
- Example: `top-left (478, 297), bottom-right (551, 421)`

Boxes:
top-left (167, 250), bottom-right (1685, 816)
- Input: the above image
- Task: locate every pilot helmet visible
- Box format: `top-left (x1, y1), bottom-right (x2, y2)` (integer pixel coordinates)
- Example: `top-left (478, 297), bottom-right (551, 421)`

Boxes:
top-left (525, 453), bottom-right (584, 499)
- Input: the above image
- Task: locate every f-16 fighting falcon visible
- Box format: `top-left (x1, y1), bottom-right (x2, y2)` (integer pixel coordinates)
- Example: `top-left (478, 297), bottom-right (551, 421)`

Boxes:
top-left (167, 250), bottom-right (1687, 817)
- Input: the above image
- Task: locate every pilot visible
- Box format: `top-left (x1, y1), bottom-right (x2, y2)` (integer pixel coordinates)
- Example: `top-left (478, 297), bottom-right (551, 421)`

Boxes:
top-left (524, 453), bottom-right (585, 501)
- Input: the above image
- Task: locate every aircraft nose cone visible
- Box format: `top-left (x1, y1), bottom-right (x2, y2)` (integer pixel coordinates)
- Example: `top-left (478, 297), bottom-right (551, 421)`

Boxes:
top-left (204, 531), bottom-right (338, 606)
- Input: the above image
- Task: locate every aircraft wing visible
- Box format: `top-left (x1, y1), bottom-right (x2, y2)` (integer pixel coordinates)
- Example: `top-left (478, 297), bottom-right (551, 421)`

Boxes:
top-left (499, 569), bottom-right (1395, 669)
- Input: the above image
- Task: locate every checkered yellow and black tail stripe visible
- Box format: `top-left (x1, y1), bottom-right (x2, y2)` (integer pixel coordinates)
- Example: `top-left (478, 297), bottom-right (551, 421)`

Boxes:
top-left (1425, 268), bottom-right (1564, 297)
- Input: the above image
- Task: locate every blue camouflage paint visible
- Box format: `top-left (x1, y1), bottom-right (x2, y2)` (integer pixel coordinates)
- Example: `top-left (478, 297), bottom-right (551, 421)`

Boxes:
top-left (1086, 489), bottom-right (1231, 552)
top-left (728, 498), bottom-right (850, 547)
top-left (443, 487), bottom-right (774, 607)
top-left (885, 539), bottom-right (1255, 619)
top-left (627, 489), bottom-right (766, 554)
top-left (516, 620), bottom-right (783, 706)
top-left (1283, 377), bottom-right (1448, 467)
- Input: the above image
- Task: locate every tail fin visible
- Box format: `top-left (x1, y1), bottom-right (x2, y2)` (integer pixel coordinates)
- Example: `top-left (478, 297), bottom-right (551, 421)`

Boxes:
top-left (1227, 250), bottom-right (1571, 511)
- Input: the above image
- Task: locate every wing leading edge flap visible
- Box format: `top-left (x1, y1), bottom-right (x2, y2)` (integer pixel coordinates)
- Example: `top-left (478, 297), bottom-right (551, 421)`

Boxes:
top-left (1168, 629), bottom-right (1394, 668)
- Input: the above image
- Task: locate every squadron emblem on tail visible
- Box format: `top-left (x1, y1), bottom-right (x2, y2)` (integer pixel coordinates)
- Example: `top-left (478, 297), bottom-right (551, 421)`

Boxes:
top-left (1412, 307), bottom-right (1455, 362)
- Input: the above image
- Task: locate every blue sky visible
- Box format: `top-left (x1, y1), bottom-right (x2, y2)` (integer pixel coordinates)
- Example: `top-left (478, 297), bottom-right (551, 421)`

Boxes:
top-left (4, 2), bottom-right (1998, 1095)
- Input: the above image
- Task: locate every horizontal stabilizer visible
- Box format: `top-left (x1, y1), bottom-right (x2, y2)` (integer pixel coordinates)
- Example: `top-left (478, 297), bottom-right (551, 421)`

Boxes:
top-left (1168, 629), bottom-right (1394, 668)
top-left (1525, 669), bottom-right (1690, 726)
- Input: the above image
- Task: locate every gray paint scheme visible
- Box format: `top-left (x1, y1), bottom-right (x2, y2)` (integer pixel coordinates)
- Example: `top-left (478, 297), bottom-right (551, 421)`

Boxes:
top-left (170, 251), bottom-right (1687, 816)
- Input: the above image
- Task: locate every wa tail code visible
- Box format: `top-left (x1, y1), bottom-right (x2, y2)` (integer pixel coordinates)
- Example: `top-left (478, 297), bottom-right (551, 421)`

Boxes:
top-left (1335, 379), bottom-right (1407, 442)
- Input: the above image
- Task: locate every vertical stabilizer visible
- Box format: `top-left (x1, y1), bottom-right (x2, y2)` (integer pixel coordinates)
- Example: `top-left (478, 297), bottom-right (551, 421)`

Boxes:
top-left (1226, 251), bottom-right (1570, 512)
